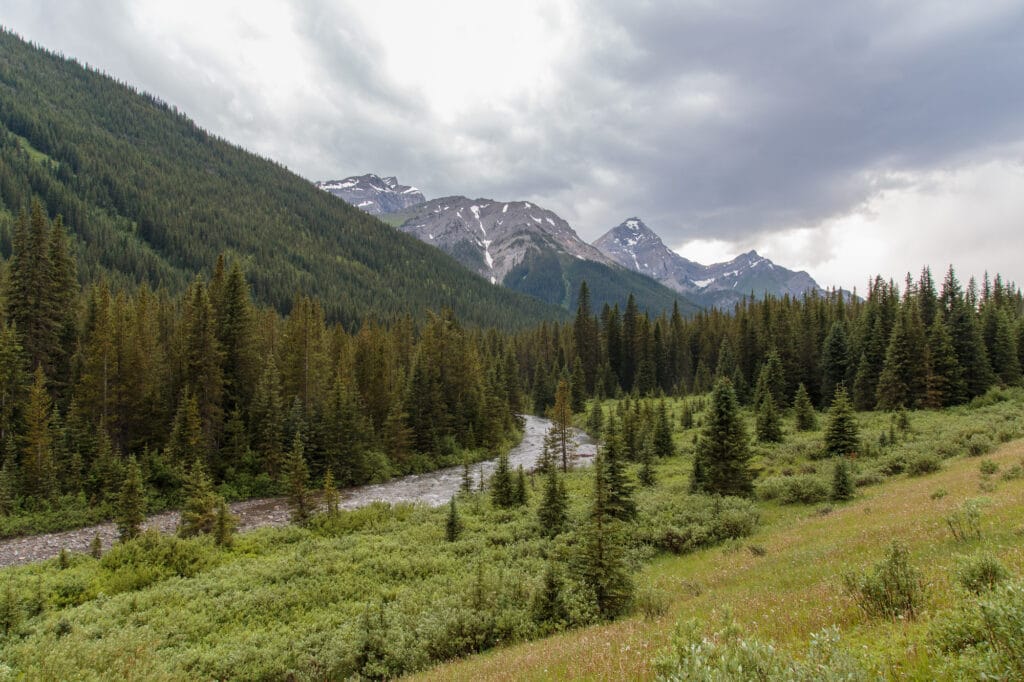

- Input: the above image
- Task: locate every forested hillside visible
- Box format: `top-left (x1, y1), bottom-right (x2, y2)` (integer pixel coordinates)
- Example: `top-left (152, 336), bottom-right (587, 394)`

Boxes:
top-left (0, 30), bottom-right (562, 329)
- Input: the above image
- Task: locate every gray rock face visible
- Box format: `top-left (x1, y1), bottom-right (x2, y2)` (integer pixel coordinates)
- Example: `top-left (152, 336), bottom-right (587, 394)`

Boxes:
top-left (398, 196), bottom-right (614, 284)
top-left (315, 174), bottom-right (426, 215)
top-left (594, 218), bottom-right (823, 308)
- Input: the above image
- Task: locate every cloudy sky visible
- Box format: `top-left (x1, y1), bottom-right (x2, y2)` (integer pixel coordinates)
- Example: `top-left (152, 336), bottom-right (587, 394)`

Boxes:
top-left (5, 1), bottom-right (1024, 291)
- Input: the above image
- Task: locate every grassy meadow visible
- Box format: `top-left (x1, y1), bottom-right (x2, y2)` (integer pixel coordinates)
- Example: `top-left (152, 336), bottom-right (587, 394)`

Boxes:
top-left (0, 389), bottom-right (1022, 680)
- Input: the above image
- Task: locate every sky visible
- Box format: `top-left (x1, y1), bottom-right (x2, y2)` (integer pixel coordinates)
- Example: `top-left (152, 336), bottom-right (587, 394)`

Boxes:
top-left (4, 0), bottom-right (1024, 292)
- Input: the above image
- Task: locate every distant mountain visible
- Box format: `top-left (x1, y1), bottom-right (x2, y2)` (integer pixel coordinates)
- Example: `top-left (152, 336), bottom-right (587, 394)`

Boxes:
top-left (392, 197), bottom-right (699, 314)
top-left (594, 218), bottom-right (823, 308)
top-left (0, 30), bottom-right (563, 329)
top-left (315, 174), bottom-right (425, 215)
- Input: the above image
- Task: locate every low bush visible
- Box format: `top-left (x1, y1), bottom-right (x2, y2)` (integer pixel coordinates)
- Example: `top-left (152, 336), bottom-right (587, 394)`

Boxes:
top-left (946, 499), bottom-right (985, 542)
top-left (905, 451), bottom-right (942, 476)
top-left (956, 553), bottom-right (1010, 595)
top-left (636, 494), bottom-right (759, 555)
top-left (756, 474), bottom-right (830, 504)
top-left (843, 541), bottom-right (924, 620)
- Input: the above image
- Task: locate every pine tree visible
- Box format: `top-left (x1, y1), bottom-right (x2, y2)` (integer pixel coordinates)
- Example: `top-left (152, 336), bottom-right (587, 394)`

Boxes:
top-left (832, 458), bottom-right (855, 501)
top-left (166, 388), bottom-right (207, 469)
top-left (20, 367), bottom-right (57, 501)
top-left (0, 323), bottom-right (26, 446)
top-left (283, 433), bottom-right (311, 524)
top-left (0, 444), bottom-right (19, 515)
top-left (876, 300), bottom-right (927, 410)
top-left (680, 401), bottom-right (694, 430)
top-left (578, 452), bottom-right (632, 619)
top-left (548, 378), bottom-right (575, 471)
top-left (755, 391), bottom-right (783, 443)
top-left (490, 451), bottom-right (515, 508)
top-left (178, 458), bottom-right (217, 537)
top-left (445, 497), bottom-right (462, 542)
top-left (180, 276), bottom-right (225, 446)
top-left (89, 533), bottom-right (103, 559)
top-left (514, 465), bottom-right (528, 506)
top-left (116, 455), bottom-right (146, 542)
top-left (460, 456), bottom-right (474, 493)
top-left (570, 358), bottom-right (586, 414)
top-left (213, 498), bottom-right (238, 547)
top-left (754, 349), bottom-right (787, 409)
top-left (691, 379), bottom-right (753, 497)
top-left (537, 464), bottom-right (568, 538)
top-left (602, 420), bottom-right (636, 521)
top-left (825, 386), bottom-right (859, 457)
top-left (573, 280), bottom-right (600, 393)
top-left (821, 322), bottom-right (851, 406)
top-left (637, 434), bottom-right (656, 487)
top-left (989, 308), bottom-right (1021, 386)
top-left (323, 467), bottom-right (340, 515)
top-left (653, 400), bottom-right (674, 458)
top-left (793, 383), bottom-right (818, 431)
top-left (586, 400), bottom-right (604, 437)
top-left (250, 355), bottom-right (285, 479)
top-left (923, 317), bottom-right (965, 408)
top-left (531, 563), bottom-right (567, 628)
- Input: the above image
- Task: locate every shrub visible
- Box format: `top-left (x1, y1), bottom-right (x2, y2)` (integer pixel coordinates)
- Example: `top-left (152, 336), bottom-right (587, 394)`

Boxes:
top-left (633, 585), bottom-right (672, 620)
top-left (756, 474), bottom-right (830, 505)
top-left (946, 499), bottom-right (984, 542)
top-left (979, 459), bottom-right (999, 476)
top-left (931, 581), bottom-right (1024, 679)
top-left (956, 553), bottom-right (1010, 595)
top-left (843, 541), bottom-right (924, 620)
top-left (906, 452), bottom-right (942, 476)
top-left (637, 493), bottom-right (759, 555)
top-left (964, 433), bottom-right (994, 457)
top-left (1001, 463), bottom-right (1024, 481)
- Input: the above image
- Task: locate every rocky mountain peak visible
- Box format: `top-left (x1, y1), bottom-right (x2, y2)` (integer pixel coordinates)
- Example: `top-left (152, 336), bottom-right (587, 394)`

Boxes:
top-left (315, 173), bottom-right (426, 215)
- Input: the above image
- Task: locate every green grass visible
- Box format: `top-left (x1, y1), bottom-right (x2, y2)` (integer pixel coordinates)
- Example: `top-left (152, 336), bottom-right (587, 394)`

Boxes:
top-left (1, 390), bottom-right (1023, 680)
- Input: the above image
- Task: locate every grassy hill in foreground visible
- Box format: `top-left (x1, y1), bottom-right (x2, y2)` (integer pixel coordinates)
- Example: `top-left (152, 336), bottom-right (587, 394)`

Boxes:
top-left (0, 391), bottom-right (1022, 679)
top-left (0, 30), bottom-right (564, 329)
top-left (416, 400), bottom-right (1024, 680)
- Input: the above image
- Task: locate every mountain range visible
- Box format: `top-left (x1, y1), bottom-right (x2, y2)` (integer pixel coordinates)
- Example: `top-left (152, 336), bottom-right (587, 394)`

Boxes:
top-left (321, 175), bottom-right (824, 310)
top-left (594, 218), bottom-right (823, 308)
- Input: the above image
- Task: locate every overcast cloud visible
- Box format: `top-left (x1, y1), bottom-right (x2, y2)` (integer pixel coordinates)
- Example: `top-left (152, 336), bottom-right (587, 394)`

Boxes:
top-left (4, 1), bottom-right (1024, 290)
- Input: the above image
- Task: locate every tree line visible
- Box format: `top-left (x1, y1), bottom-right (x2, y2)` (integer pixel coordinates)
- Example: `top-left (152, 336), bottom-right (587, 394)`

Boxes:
top-left (0, 201), bottom-right (523, 519)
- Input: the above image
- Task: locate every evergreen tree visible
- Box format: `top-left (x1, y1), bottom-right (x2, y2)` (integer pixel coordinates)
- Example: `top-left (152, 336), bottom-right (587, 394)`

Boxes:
top-left (637, 434), bottom-right (656, 487)
top-left (755, 392), bottom-right (783, 443)
top-left (214, 261), bottom-right (258, 413)
top-left (116, 455), bottom-right (146, 542)
top-left (0, 445), bottom-right (19, 515)
top-left (547, 378), bottom-right (575, 472)
top-left (691, 379), bottom-right (753, 497)
top-left (601, 420), bottom-right (636, 521)
top-left (445, 497), bottom-right (462, 542)
top-left (573, 280), bottom-right (601, 393)
top-left (569, 358), bottom-right (586, 414)
top-left (824, 386), bottom-right (859, 457)
top-left (832, 458), bottom-right (854, 501)
top-left (793, 383), bottom-right (818, 431)
top-left (753, 349), bottom-right (787, 409)
top-left (165, 389), bottom-right (206, 469)
top-left (323, 467), bottom-right (340, 516)
top-left (531, 563), bottom-right (567, 629)
top-left (586, 400), bottom-right (604, 437)
top-left (460, 456), bottom-right (474, 494)
top-left (923, 317), bottom-right (965, 408)
top-left (213, 498), bottom-right (238, 547)
top-left (283, 433), bottom-right (311, 524)
top-left (577, 452), bottom-right (632, 619)
top-left (537, 464), bottom-right (568, 538)
top-left (653, 400), bottom-right (674, 458)
top-left (178, 458), bottom-right (217, 537)
top-left (250, 355), bottom-right (285, 479)
top-left (20, 367), bottom-right (56, 501)
top-left (514, 465), bottom-right (528, 506)
top-left (89, 533), bottom-right (103, 559)
top-left (943, 267), bottom-right (995, 398)
top-left (680, 401), bottom-right (694, 430)
top-left (180, 276), bottom-right (225, 446)
top-left (0, 323), bottom-right (26, 445)
top-left (490, 451), bottom-right (515, 508)
top-left (876, 300), bottom-right (927, 410)
top-left (989, 307), bottom-right (1021, 385)
top-left (821, 322), bottom-right (851, 406)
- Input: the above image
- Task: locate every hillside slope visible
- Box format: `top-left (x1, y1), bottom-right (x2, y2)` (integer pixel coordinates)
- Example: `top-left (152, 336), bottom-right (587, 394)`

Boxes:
top-left (0, 30), bottom-right (563, 328)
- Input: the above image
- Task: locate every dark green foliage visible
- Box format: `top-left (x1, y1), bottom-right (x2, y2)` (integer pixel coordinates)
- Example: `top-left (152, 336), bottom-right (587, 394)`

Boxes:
top-left (89, 533), bottom-right (102, 559)
top-left (825, 386), bottom-right (859, 457)
top-left (876, 300), bottom-right (928, 410)
top-left (601, 420), bottom-right (636, 521)
top-left (577, 453), bottom-right (633, 619)
top-left (445, 498), bottom-right (461, 542)
top-left (638, 436), bottom-right (657, 488)
top-left (956, 553), bottom-right (1010, 595)
top-left (924, 317), bottom-right (966, 408)
top-left (755, 392), bottom-right (783, 443)
top-left (843, 541), bottom-right (924, 620)
top-left (537, 465), bottom-right (568, 537)
top-left (692, 379), bottom-right (753, 497)
top-left (490, 451), bottom-right (515, 509)
top-left (636, 493), bottom-right (759, 555)
top-left (283, 434), bottom-right (311, 525)
top-left (531, 563), bottom-right (567, 630)
top-left (821, 322), bottom-right (851, 407)
top-left (513, 466), bottom-right (528, 506)
top-left (653, 400), bottom-right (674, 458)
top-left (116, 455), bottom-right (146, 542)
top-left (178, 459), bottom-right (217, 538)
top-left (832, 458), bottom-right (855, 501)
top-left (322, 468), bottom-right (339, 516)
top-left (213, 499), bottom-right (237, 548)
top-left (793, 383), bottom-right (818, 431)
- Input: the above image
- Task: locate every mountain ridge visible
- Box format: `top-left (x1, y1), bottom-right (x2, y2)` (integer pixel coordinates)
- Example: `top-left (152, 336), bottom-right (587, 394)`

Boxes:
top-left (594, 217), bottom-right (823, 308)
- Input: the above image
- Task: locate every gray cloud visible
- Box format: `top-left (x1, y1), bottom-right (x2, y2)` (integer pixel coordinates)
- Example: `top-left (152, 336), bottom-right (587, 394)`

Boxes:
top-left (3, 1), bottom-right (1024, 283)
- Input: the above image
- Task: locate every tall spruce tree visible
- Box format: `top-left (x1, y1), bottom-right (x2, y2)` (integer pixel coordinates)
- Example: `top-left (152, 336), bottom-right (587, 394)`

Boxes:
top-left (691, 379), bottom-right (753, 497)
top-left (923, 317), bottom-right (965, 408)
top-left (490, 451), bottom-right (515, 508)
top-left (116, 455), bottom-right (146, 542)
top-left (283, 433), bottom-right (311, 524)
top-left (548, 378), bottom-right (575, 472)
top-left (178, 458), bottom-right (217, 537)
top-left (578, 452), bottom-right (632, 619)
top-left (793, 383), bottom-right (818, 431)
top-left (755, 392), bottom-right (783, 443)
top-left (601, 420), bottom-right (636, 521)
top-left (824, 386), bottom-right (859, 457)
top-left (653, 400), bottom-right (675, 458)
top-left (20, 367), bottom-right (56, 501)
top-left (445, 497), bottom-right (462, 542)
top-left (537, 464), bottom-right (568, 537)
top-left (821, 322), bottom-right (851, 406)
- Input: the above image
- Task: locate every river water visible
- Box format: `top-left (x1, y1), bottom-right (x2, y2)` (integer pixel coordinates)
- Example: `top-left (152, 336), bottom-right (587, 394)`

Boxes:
top-left (0, 415), bottom-right (596, 567)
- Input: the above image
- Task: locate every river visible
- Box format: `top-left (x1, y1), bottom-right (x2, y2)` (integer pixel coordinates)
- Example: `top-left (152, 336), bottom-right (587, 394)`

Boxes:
top-left (0, 415), bottom-right (596, 567)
